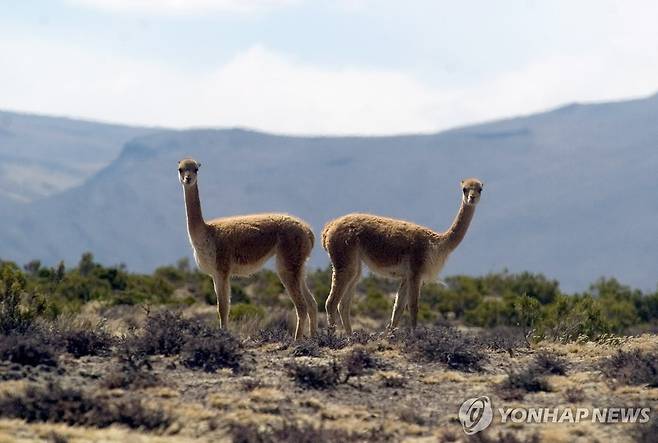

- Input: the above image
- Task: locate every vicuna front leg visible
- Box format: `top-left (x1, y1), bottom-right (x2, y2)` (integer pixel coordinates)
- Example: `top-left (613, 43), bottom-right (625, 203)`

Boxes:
top-left (407, 277), bottom-right (422, 329)
top-left (388, 279), bottom-right (408, 329)
top-left (213, 275), bottom-right (230, 329)
top-left (326, 266), bottom-right (358, 332)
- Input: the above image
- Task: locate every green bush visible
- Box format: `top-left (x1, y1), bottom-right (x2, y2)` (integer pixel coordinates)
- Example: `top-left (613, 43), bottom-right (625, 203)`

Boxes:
top-left (508, 272), bottom-right (560, 304)
top-left (357, 288), bottom-right (391, 319)
top-left (637, 291), bottom-right (658, 323)
top-left (541, 294), bottom-right (611, 341)
top-left (588, 278), bottom-right (642, 332)
top-left (0, 262), bottom-right (44, 334)
top-left (307, 267), bottom-right (332, 312)
top-left (425, 278), bottom-right (482, 318)
top-left (464, 298), bottom-right (509, 328)
top-left (463, 292), bottom-right (541, 329)
top-left (57, 273), bottom-right (112, 304)
top-left (230, 303), bottom-right (265, 320)
top-left (251, 270), bottom-right (285, 301)
top-left (3, 254), bottom-right (657, 340)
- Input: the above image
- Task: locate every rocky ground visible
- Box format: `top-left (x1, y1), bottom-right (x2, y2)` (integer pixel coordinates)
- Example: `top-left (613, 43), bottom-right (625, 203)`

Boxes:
top-left (0, 306), bottom-right (656, 443)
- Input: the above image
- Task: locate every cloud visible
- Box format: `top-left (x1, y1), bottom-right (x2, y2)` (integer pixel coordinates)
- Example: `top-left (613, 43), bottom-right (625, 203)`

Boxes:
top-left (68, 0), bottom-right (300, 15)
top-left (1, 37), bottom-right (657, 135)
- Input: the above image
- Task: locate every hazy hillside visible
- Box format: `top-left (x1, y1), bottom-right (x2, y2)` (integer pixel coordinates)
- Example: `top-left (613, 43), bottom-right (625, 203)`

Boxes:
top-left (1, 94), bottom-right (657, 291)
top-left (0, 111), bottom-right (156, 202)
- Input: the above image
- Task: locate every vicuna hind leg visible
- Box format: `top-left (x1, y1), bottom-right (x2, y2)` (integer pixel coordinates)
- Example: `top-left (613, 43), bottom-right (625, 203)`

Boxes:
top-left (301, 272), bottom-right (318, 337)
top-left (338, 262), bottom-right (361, 335)
top-left (276, 260), bottom-right (309, 341)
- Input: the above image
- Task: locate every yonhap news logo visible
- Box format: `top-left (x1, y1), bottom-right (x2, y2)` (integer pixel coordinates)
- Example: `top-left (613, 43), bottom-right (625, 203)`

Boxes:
top-left (459, 396), bottom-right (493, 434)
top-left (458, 396), bottom-right (652, 434)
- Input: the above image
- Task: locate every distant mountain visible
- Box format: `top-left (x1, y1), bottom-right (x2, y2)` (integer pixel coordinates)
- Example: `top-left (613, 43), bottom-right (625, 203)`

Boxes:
top-left (0, 110), bottom-right (156, 202)
top-left (1, 94), bottom-right (657, 291)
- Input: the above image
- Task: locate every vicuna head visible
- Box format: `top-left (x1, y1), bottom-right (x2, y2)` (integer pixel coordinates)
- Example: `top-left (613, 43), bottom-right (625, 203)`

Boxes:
top-left (177, 158), bottom-right (201, 187)
top-left (461, 178), bottom-right (483, 206)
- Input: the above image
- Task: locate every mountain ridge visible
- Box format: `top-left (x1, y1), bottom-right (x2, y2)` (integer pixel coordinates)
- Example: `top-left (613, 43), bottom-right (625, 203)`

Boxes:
top-left (1, 93), bottom-right (657, 292)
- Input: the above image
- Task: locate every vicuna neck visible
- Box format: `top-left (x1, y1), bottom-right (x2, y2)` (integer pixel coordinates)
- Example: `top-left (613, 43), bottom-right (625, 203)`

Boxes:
top-left (183, 183), bottom-right (207, 241)
top-left (444, 199), bottom-right (476, 251)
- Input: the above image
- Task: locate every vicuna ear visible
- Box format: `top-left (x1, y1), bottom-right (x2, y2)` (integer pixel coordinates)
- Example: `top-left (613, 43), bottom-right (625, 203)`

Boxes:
top-left (460, 180), bottom-right (464, 186)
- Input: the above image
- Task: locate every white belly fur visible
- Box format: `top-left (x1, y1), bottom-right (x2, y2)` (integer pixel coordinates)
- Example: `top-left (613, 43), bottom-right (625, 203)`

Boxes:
top-left (361, 252), bottom-right (449, 283)
top-left (361, 255), bottom-right (409, 279)
top-left (231, 250), bottom-right (276, 277)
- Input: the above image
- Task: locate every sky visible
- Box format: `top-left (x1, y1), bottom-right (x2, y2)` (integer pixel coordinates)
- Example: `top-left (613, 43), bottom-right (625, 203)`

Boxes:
top-left (1, 0), bottom-right (658, 135)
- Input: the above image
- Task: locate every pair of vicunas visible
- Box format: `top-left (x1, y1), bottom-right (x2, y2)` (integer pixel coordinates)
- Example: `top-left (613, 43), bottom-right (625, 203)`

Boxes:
top-left (178, 158), bottom-right (483, 340)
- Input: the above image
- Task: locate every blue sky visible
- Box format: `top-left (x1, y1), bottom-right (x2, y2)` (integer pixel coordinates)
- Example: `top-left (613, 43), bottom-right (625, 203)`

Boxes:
top-left (1, 0), bottom-right (657, 134)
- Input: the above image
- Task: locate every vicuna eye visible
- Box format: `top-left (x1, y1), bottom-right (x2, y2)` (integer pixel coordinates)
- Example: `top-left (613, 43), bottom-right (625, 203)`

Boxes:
top-left (463, 188), bottom-right (468, 194)
top-left (178, 168), bottom-right (182, 173)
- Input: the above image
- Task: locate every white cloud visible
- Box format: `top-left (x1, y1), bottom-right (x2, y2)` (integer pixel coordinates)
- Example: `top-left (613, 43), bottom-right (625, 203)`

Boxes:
top-left (1, 37), bottom-right (657, 135)
top-left (68, 0), bottom-right (300, 15)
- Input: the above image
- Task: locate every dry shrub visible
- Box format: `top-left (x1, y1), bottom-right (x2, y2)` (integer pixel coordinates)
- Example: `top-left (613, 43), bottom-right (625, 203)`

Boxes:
top-left (253, 311), bottom-right (293, 346)
top-left (122, 311), bottom-right (246, 373)
top-left (0, 334), bottom-right (57, 367)
top-left (181, 329), bottom-right (244, 373)
top-left (241, 377), bottom-right (263, 391)
top-left (634, 418), bottom-right (658, 443)
top-left (102, 350), bottom-right (160, 390)
top-left (499, 351), bottom-right (568, 399)
top-left (0, 382), bottom-right (171, 431)
top-left (348, 330), bottom-right (377, 345)
top-left (380, 372), bottom-right (407, 389)
top-left (563, 386), bottom-right (585, 403)
top-left (397, 407), bottom-right (426, 426)
top-left (230, 420), bottom-right (373, 443)
top-left (601, 349), bottom-right (658, 387)
top-left (130, 311), bottom-right (196, 356)
top-left (343, 346), bottom-right (379, 379)
top-left (315, 328), bottom-right (348, 350)
top-left (285, 360), bottom-right (342, 390)
top-left (291, 339), bottom-right (321, 357)
top-left (47, 432), bottom-right (69, 443)
top-left (55, 321), bottom-right (114, 358)
top-left (479, 326), bottom-right (529, 353)
top-left (466, 431), bottom-right (541, 443)
top-left (532, 351), bottom-right (568, 375)
top-left (402, 326), bottom-right (486, 372)
top-left (499, 366), bottom-right (552, 399)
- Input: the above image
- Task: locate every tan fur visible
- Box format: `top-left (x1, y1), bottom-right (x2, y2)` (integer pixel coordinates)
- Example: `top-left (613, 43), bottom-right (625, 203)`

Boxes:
top-left (177, 158), bottom-right (317, 340)
top-left (322, 178), bottom-right (483, 333)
